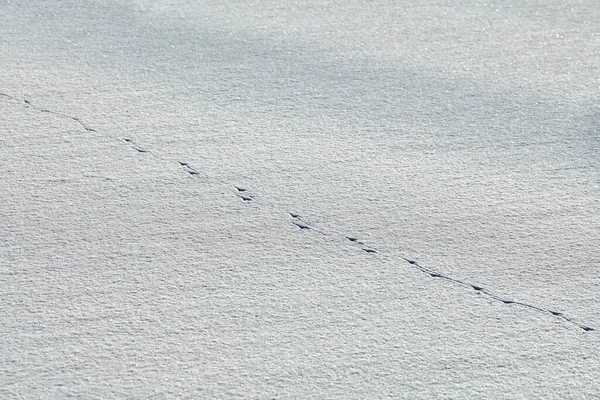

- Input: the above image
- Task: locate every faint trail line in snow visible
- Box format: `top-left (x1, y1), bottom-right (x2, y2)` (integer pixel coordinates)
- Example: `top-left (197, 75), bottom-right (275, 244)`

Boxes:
top-left (0, 92), bottom-right (173, 162)
top-left (22, 94), bottom-right (96, 132)
top-left (1, 92), bottom-right (243, 198)
top-left (1, 91), bottom-right (230, 195)
top-left (286, 214), bottom-right (595, 332)
top-left (2, 91), bottom-right (594, 333)
top-left (401, 259), bottom-right (595, 332)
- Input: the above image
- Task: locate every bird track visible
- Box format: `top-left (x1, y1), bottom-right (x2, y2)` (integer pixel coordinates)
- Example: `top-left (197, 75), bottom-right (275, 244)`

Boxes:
top-left (1, 91), bottom-right (594, 333)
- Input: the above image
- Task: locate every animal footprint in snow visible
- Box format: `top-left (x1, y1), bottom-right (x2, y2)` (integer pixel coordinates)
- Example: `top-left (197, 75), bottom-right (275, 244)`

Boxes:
top-left (123, 138), bottom-right (149, 154)
top-left (236, 187), bottom-right (253, 201)
top-left (346, 236), bottom-right (365, 245)
top-left (289, 213), bottom-right (310, 229)
top-left (178, 161), bottom-right (200, 176)
top-left (293, 221), bottom-right (310, 230)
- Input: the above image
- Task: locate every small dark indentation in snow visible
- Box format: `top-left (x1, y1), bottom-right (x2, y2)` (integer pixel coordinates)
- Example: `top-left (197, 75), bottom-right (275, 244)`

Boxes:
top-left (241, 196), bottom-right (253, 201)
top-left (430, 273), bottom-right (443, 278)
top-left (123, 138), bottom-right (132, 142)
top-left (236, 187), bottom-right (247, 192)
top-left (550, 311), bottom-right (563, 316)
top-left (346, 236), bottom-right (358, 242)
top-left (582, 326), bottom-right (595, 332)
top-left (178, 161), bottom-right (188, 166)
top-left (135, 148), bottom-right (147, 153)
top-left (294, 222), bottom-right (310, 230)
top-left (472, 285), bottom-right (484, 291)
top-left (290, 213), bottom-right (300, 218)
top-left (502, 300), bottom-right (515, 304)
top-left (407, 260), bottom-right (417, 265)
top-left (363, 249), bottom-right (377, 254)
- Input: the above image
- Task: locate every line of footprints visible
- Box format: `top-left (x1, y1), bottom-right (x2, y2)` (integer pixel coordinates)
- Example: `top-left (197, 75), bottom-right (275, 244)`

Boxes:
top-left (169, 161), bottom-right (594, 331)
top-left (237, 186), bottom-right (593, 332)
top-left (290, 213), bottom-right (377, 254)
top-left (3, 94), bottom-right (593, 333)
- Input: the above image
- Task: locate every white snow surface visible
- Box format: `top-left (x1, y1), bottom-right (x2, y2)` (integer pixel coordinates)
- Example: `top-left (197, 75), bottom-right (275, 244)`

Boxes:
top-left (1, 0), bottom-right (599, 398)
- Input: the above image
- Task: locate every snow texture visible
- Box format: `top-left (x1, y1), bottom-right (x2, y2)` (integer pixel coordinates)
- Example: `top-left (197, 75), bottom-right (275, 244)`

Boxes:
top-left (1, 0), bottom-right (599, 398)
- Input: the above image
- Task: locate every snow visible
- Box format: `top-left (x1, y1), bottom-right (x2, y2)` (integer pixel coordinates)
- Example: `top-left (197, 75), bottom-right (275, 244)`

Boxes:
top-left (1, 0), bottom-right (599, 398)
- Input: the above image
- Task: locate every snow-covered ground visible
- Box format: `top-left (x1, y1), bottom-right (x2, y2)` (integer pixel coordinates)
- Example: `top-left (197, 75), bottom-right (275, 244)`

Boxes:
top-left (1, 1), bottom-right (599, 398)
